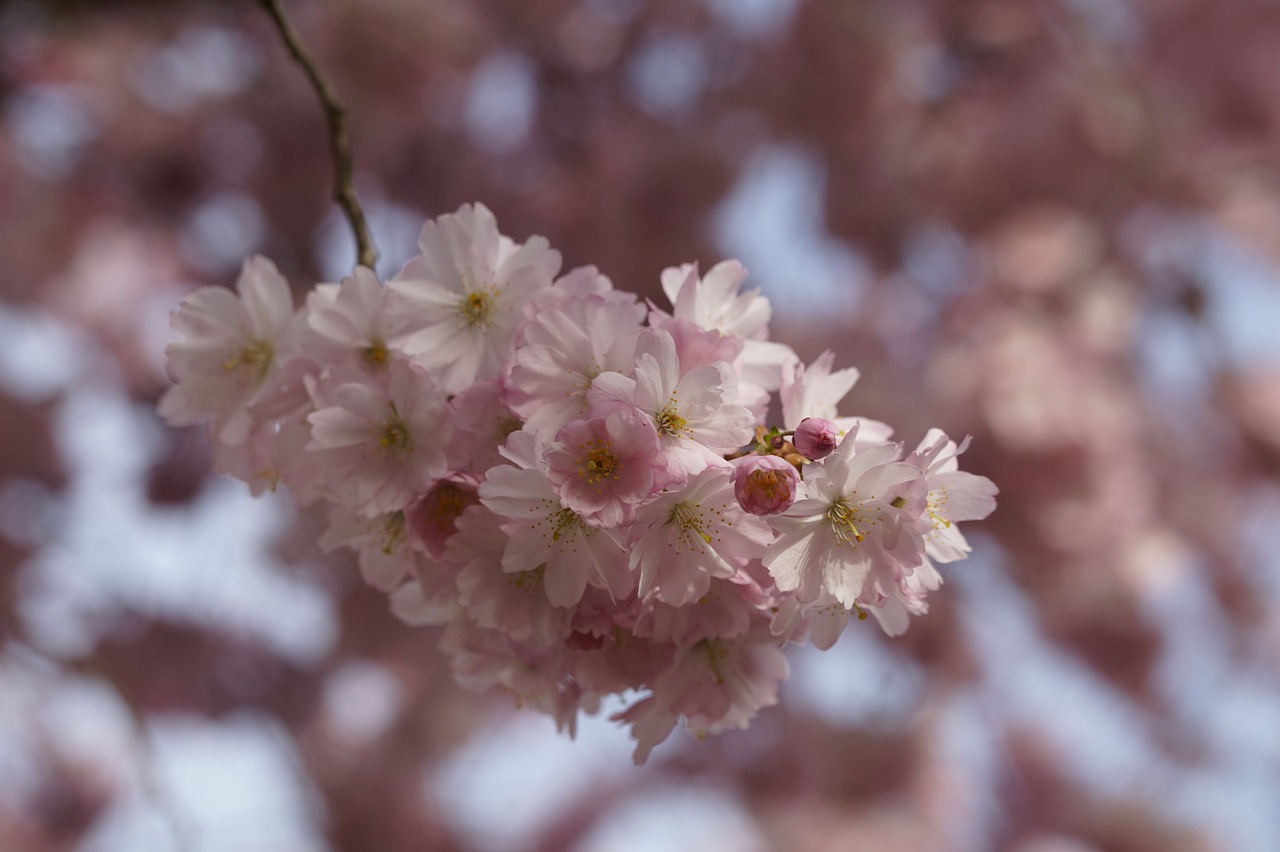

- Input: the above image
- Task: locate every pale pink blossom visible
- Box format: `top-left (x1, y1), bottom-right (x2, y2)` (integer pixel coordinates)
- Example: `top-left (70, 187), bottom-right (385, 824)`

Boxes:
top-left (157, 217), bottom-right (1000, 759)
top-left (590, 329), bottom-right (756, 480)
top-left (615, 632), bottom-right (788, 764)
top-left (660, 261), bottom-right (771, 340)
top-left (508, 287), bottom-right (645, 438)
top-left (780, 350), bottom-right (859, 430)
top-left (450, 507), bottom-right (574, 645)
top-left (444, 380), bottom-right (522, 477)
top-left (909, 429), bottom-right (999, 563)
top-left (658, 261), bottom-right (796, 404)
top-left (159, 255), bottom-right (294, 444)
top-left (770, 590), bottom-right (857, 650)
top-left (861, 556), bottom-right (943, 637)
top-left (318, 504), bottom-right (418, 591)
top-left (632, 573), bottom-right (768, 645)
top-left (545, 410), bottom-right (664, 528)
top-left (479, 432), bottom-right (634, 606)
top-left (306, 361), bottom-right (451, 515)
top-left (389, 203), bottom-right (561, 393)
top-left (305, 265), bottom-right (399, 376)
top-left (764, 427), bottom-right (927, 606)
top-left (629, 467), bottom-right (774, 606)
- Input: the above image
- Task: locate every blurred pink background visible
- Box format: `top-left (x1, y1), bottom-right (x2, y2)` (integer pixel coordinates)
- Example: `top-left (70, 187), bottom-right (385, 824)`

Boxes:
top-left (2, 0), bottom-right (1280, 849)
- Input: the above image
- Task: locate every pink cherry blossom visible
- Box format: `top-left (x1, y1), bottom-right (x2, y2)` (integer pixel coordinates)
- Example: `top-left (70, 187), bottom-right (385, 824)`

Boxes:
top-left (306, 360), bottom-right (451, 516)
top-left (388, 203), bottom-right (561, 393)
top-left (590, 329), bottom-right (756, 480)
top-left (764, 427), bottom-right (928, 607)
top-left (545, 410), bottom-right (664, 528)
top-left (304, 264), bottom-right (399, 376)
top-left (733, 453), bottom-right (800, 515)
top-left (508, 285), bottom-right (645, 438)
top-left (909, 429), bottom-right (999, 563)
top-left (479, 432), bottom-right (634, 606)
top-left (157, 202), bottom-right (999, 763)
top-left (159, 255), bottom-right (294, 445)
top-left (629, 467), bottom-right (774, 606)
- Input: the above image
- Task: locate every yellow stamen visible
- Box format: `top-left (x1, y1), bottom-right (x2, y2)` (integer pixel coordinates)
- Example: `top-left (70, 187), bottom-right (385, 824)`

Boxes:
top-left (457, 288), bottom-right (497, 329)
top-left (222, 340), bottom-right (273, 382)
top-left (671, 502), bottom-right (714, 545)
top-left (656, 403), bottom-right (688, 437)
top-left (378, 511), bottom-right (407, 555)
top-left (360, 339), bottom-right (390, 370)
top-left (377, 404), bottom-right (413, 454)
top-left (578, 440), bottom-right (619, 485)
top-left (827, 499), bottom-right (871, 544)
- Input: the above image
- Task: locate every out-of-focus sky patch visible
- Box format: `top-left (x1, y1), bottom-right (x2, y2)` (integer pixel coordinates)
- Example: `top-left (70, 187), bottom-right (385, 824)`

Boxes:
top-left (321, 660), bottom-right (404, 746)
top-left (574, 783), bottom-right (766, 852)
top-left (1130, 212), bottom-right (1280, 402)
top-left (0, 304), bottom-right (93, 401)
top-left (930, 689), bottom-right (1001, 852)
top-left (962, 538), bottom-right (1280, 851)
top-left (953, 543), bottom-right (1157, 794)
top-left (704, 0), bottom-right (797, 41)
top-left (713, 145), bottom-right (870, 321)
top-left (1056, 0), bottom-right (1143, 49)
top-left (85, 712), bottom-right (327, 852)
top-left (314, 199), bottom-right (430, 283)
top-left (1142, 538), bottom-right (1280, 852)
top-left (1242, 484), bottom-right (1280, 618)
top-left (180, 192), bottom-right (265, 276)
top-left (465, 51), bottom-right (538, 154)
top-left (0, 653), bottom-right (178, 851)
top-left (129, 26), bottom-right (259, 114)
top-left (0, 309), bottom-right (335, 661)
top-left (786, 621), bottom-right (924, 730)
top-left (893, 42), bottom-right (957, 104)
top-left (426, 697), bottom-right (639, 852)
top-left (5, 83), bottom-right (98, 179)
top-left (626, 33), bottom-right (709, 118)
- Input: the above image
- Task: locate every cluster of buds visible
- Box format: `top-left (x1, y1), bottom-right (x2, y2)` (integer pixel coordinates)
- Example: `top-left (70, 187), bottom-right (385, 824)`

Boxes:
top-left (159, 204), bottom-right (996, 762)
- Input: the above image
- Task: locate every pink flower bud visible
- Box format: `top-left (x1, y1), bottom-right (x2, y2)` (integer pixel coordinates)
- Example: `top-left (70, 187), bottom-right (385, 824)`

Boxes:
top-left (793, 417), bottom-right (839, 461)
top-left (733, 454), bottom-right (799, 516)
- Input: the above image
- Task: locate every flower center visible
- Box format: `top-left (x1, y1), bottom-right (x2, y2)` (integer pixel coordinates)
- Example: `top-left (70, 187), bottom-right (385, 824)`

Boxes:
top-left (827, 498), bottom-right (873, 545)
top-left (223, 339), bottom-right (273, 383)
top-left (507, 564), bottom-right (547, 591)
top-left (656, 403), bottom-right (688, 437)
top-left (457, 288), bottom-right (497, 329)
top-left (926, 489), bottom-right (951, 529)
top-left (692, 638), bottom-right (735, 685)
top-left (377, 511), bottom-right (407, 555)
top-left (748, 470), bottom-right (785, 500)
top-left (670, 502), bottom-right (713, 545)
top-left (423, 482), bottom-right (472, 528)
top-left (578, 440), bottom-right (619, 484)
top-left (495, 415), bottom-right (523, 442)
top-left (360, 338), bottom-right (390, 370)
top-left (551, 507), bottom-right (583, 542)
top-left (377, 407), bottom-right (413, 455)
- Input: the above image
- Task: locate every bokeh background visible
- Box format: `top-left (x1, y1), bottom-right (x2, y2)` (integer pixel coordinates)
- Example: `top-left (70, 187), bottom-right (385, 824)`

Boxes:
top-left (3, 0), bottom-right (1280, 849)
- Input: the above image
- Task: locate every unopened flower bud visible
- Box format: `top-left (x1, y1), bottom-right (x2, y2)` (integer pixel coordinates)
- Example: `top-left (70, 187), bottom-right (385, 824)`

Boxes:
top-left (793, 417), bottom-right (839, 461)
top-left (733, 454), bottom-right (799, 515)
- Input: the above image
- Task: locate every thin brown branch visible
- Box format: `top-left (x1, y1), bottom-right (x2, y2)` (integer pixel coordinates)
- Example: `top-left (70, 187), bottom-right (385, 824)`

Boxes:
top-left (257, 0), bottom-right (379, 270)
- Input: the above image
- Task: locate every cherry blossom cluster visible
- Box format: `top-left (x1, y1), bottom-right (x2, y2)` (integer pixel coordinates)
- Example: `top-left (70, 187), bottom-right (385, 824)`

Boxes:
top-left (159, 203), bottom-right (996, 762)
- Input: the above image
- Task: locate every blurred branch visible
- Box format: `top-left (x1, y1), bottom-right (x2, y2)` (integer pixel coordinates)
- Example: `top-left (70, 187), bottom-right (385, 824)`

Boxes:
top-left (257, 0), bottom-right (379, 270)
